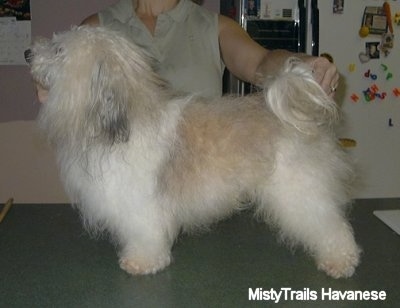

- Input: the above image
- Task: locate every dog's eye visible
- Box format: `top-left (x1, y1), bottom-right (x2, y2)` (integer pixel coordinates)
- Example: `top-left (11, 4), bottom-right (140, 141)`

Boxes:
top-left (56, 46), bottom-right (64, 55)
top-left (50, 42), bottom-right (64, 57)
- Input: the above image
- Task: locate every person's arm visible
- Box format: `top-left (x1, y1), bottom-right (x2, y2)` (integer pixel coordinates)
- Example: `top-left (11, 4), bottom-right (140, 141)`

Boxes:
top-left (218, 15), bottom-right (339, 96)
top-left (36, 85), bottom-right (48, 103)
top-left (218, 15), bottom-right (268, 84)
top-left (80, 13), bottom-right (100, 26)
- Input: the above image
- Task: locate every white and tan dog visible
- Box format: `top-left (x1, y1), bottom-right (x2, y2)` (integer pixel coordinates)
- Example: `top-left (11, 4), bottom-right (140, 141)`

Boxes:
top-left (27, 26), bottom-right (360, 278)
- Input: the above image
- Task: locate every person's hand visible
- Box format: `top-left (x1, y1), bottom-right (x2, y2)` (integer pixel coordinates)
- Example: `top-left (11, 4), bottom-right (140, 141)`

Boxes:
top-left (35, 83), bottom-right (48, 104)
top-left (304, 56), bottom-right (339, 98)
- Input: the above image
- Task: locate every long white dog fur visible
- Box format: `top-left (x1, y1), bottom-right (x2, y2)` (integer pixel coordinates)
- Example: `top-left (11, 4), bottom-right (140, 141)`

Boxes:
top-left (28, 26), bottom-right (360, 278)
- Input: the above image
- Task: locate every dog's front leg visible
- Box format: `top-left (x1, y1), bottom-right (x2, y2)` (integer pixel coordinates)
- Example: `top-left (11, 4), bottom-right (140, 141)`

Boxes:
top-left (117, 215), bottom-right (175, 275)
top-left (119, 242), bottom-right (172, 276)
top-left (108, 198), bottom-right (177, 276)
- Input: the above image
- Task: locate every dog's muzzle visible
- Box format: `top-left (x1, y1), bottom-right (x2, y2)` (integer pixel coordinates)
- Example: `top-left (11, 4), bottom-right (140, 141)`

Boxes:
top-left (24, 49), bottom-right (33, 65)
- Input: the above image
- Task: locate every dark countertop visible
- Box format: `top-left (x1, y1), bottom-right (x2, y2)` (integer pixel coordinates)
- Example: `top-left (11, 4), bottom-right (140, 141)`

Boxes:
top-left (1, 199), bottom-right (399, 307)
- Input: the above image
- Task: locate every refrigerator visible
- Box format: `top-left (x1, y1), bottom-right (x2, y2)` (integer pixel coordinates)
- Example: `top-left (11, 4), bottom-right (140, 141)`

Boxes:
top-left (221, 0), bottom-right (400, 199)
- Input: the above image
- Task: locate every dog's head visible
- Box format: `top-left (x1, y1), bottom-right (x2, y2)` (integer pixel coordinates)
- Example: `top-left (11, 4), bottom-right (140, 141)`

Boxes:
top-left (28, 26), bottom-right (166, 148)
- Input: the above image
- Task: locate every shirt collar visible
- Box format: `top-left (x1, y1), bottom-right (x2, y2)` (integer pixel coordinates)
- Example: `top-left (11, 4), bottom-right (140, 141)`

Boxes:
top-left (129, 0), bottom-right (192, 22)
top-left (165, 0), bottom-right (192, 22)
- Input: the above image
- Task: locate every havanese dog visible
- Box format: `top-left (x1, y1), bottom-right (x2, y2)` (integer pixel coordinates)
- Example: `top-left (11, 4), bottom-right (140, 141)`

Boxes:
top-left (26, 26), bottom-right (360, 278)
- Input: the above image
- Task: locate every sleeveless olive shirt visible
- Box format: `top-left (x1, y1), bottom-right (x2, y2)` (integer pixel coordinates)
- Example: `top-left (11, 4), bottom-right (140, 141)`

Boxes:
top-left (98, 0), bottom-right (223, 97)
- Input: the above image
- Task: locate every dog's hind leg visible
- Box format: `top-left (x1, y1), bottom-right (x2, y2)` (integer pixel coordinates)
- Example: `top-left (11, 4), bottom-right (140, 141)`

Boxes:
top-left (256, 145), bottom-right (360, 278)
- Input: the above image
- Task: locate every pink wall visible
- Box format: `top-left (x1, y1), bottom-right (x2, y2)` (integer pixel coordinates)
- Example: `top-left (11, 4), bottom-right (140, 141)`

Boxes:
top-left (0, 0), bottom-right (117, 122)
top-left (0, 0), bottom-right (219, 122)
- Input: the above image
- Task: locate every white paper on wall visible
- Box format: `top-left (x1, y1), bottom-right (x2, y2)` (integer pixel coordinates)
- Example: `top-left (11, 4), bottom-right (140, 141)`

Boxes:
top-left (0, 0), bottom-right (31, 66)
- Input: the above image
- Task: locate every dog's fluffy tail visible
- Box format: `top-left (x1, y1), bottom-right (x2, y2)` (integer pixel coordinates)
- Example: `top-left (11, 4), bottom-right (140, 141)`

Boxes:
top-left (264, 57), bottom-right (339, 134)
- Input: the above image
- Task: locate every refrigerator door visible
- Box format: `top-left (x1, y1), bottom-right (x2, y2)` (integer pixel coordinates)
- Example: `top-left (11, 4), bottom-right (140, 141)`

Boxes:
top-left (317, 0), bottom-right (400, 198)
top-left (310, 0), bottom-right (319, 56)
top-left (221, 0), bottom-right (306, 95)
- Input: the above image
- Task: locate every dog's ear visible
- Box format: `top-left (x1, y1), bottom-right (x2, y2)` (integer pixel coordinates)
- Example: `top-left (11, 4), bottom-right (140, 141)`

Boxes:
top-left (87, 57), bottom-right (130, 145)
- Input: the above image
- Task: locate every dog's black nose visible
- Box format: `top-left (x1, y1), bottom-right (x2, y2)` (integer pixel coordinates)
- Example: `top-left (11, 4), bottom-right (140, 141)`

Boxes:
top-left (24, 49), bottom-right (33, 65)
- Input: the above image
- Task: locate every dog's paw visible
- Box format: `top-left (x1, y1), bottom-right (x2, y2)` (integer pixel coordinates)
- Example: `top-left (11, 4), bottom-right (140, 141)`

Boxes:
top-left (119, 253), bottom-right (171, 275)
top-left (317, 248), bottom-right (361, 279)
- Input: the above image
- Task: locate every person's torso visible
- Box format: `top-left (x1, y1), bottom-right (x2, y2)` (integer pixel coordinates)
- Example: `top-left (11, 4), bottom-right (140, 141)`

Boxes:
top-left (99, 0), bottom-right (223, 97)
